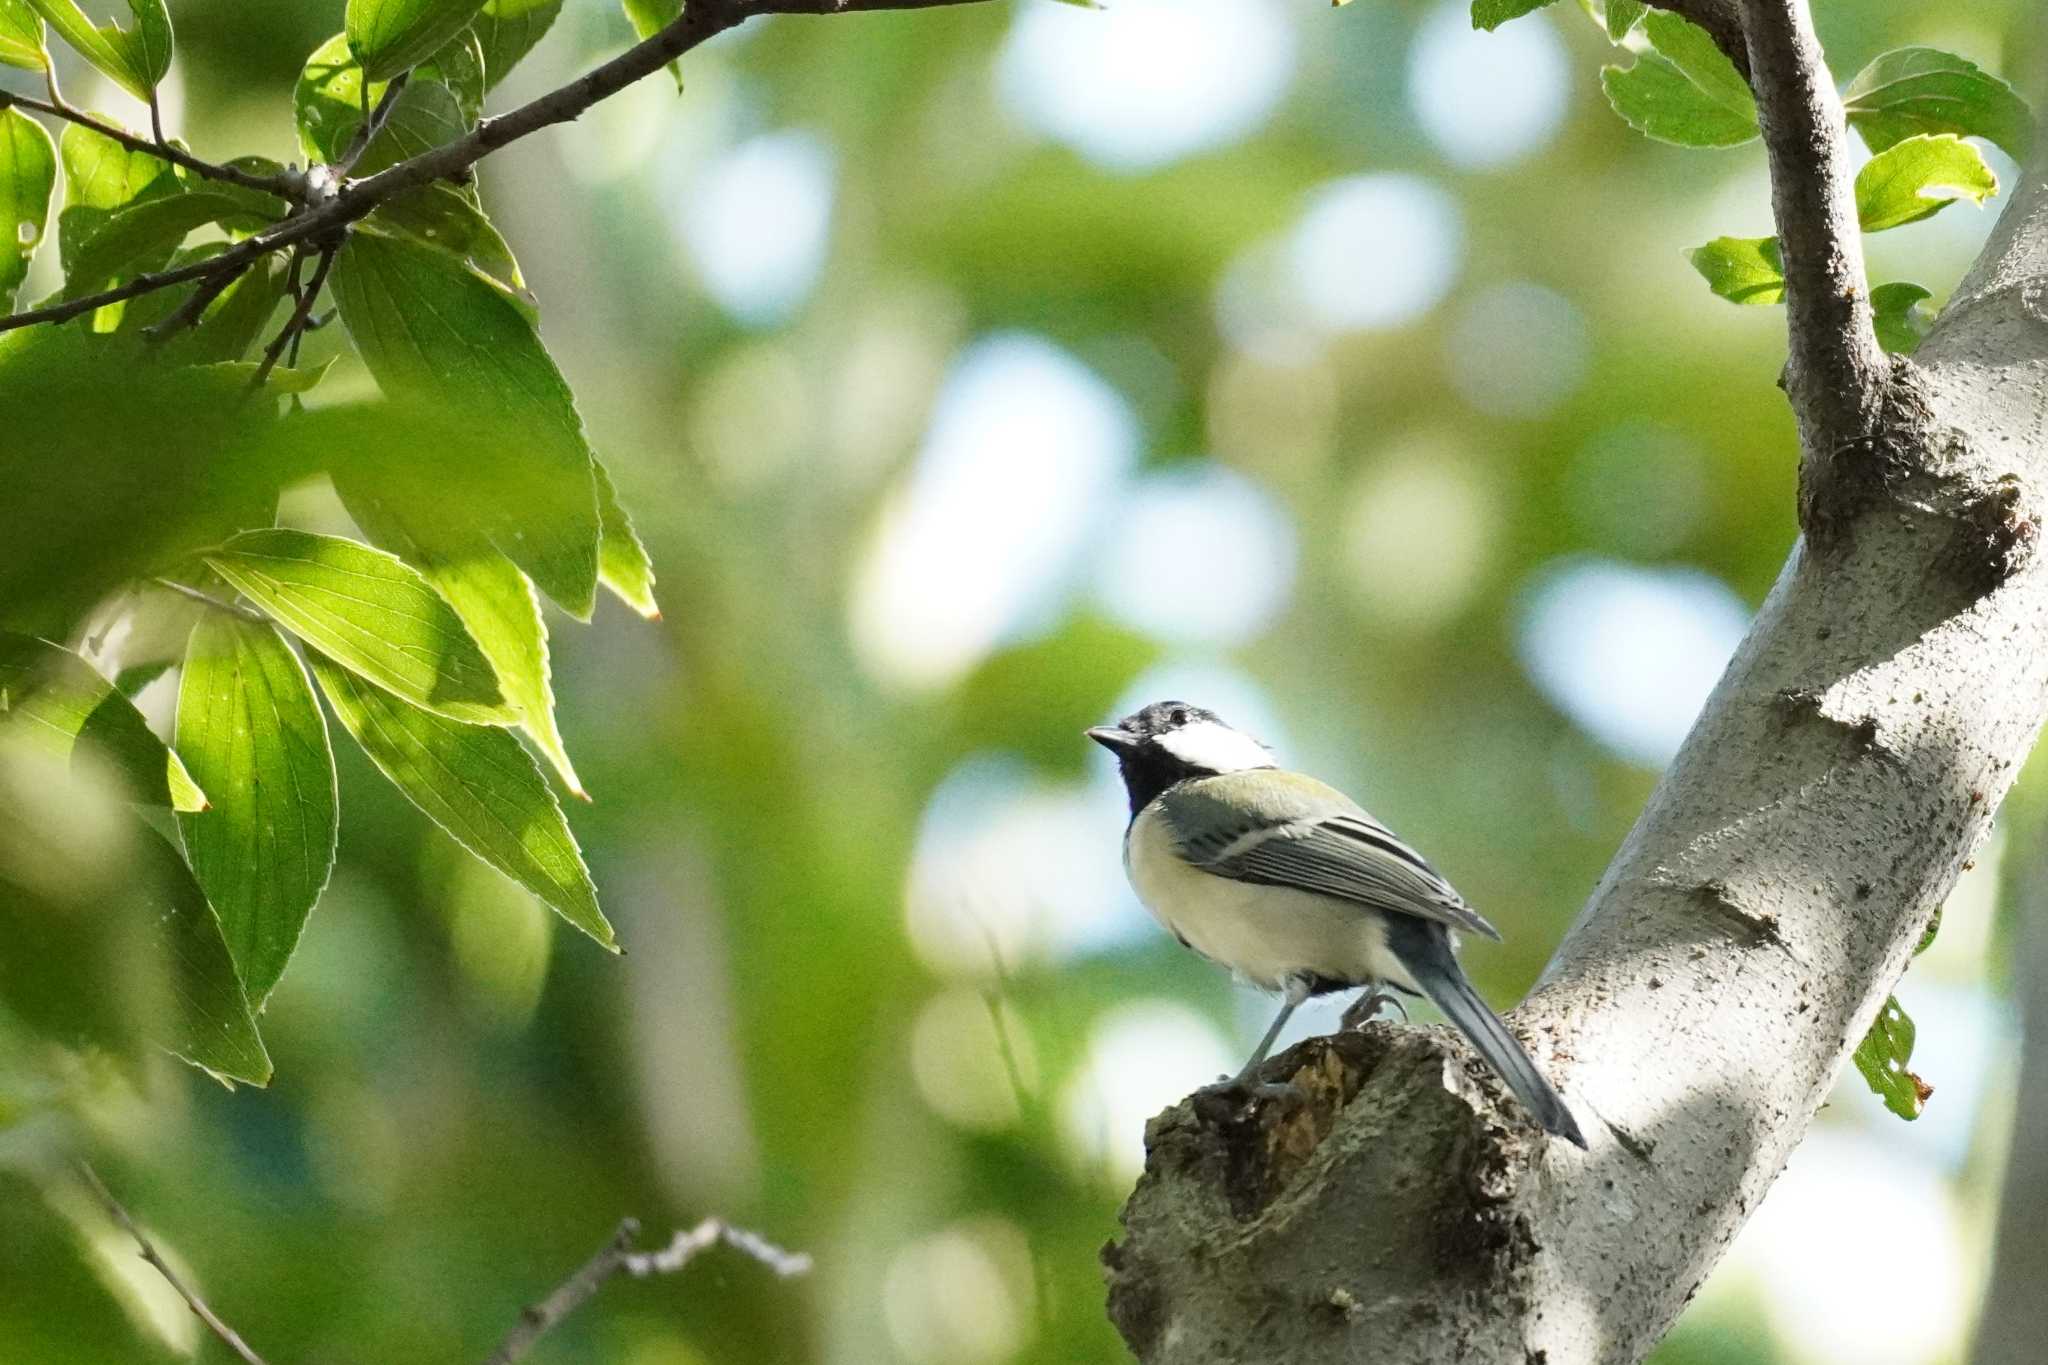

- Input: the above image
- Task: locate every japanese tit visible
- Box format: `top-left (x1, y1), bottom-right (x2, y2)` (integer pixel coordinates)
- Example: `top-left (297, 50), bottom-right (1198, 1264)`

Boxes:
top-left (1088, 700), bottom-right (1585, 1147)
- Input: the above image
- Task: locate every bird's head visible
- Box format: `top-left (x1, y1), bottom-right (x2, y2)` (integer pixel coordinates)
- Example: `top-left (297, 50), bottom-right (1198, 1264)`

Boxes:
top-left (1087, 701), bottom-right (1276, 812)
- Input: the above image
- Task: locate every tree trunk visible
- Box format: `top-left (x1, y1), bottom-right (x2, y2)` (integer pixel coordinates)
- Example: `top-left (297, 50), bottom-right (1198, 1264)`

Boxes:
top-left (1103, 58), bottom-right (2048, 1365)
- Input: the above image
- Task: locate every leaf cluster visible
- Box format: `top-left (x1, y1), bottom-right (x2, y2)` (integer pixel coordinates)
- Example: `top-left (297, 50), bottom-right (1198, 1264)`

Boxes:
top-left (1, 0), bottom-right (669, 1090)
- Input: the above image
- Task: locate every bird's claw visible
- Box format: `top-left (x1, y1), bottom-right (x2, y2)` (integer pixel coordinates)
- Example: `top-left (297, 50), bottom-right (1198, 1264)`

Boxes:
top-left (1341, 989), bottom-right (1409, 1031)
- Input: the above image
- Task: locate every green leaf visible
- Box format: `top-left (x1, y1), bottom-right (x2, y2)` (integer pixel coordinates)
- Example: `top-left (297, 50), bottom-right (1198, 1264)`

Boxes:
top-left (330, 222), bottom-right (600, 618)
top-left (55, 120), bottom-right (178, 326)
top-left (1602, 30), bottom-right (1757, 149)
top-left (1871, 281), bottom-right (1935, 355)
top-left (24, 0), bottom-right (171, 101)
top-left (367, 182), bottom-right (532, 314)
top-left (295, 30), bottom-right (482, 167)
top-left (1687, 235), bottom-right (1784, 304)
top-left (1603, 0), bottom-right (1644, 40)
top-left (1852, 994), bottom-right (1931, 1120)
top-left (1471, 0), bottom-right (1553, 32)
top-left (202, 528), bottom-right (515, 726)
top-left (139, 825), bottom-right (271, 1085)
top-left (0, 107), bottom-right (55, 311)
top-left (596, 459), bottom-right (660, 620)
top-left (309, 650), bottom-right (615, 950)
top-left (346, 0), bottom-right (488, 82)
top-left (0, 633), bottom-right (206, 810)
top-left (334, 464), bottom-right (585, 795)
top-left (1844, 46), bottom-right (2034, 166)
top-left (60, 188), bottom-right (281, 300)
top-left (621, 0), bottom-right (683, 89)
top-left (1641, 12), bottom-right (1752, 119)
top-left (471, 0), bottom-right (561, 90)
top-left (175, 614), bottom-right (337, 1006)
top-left (0, 0), bottom-right (48, 72)
top-left (1854, 133), bottom-right (1998, 233)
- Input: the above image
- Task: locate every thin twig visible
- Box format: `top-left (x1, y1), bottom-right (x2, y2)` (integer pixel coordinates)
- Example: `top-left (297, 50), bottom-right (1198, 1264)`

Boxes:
top-left (249, 245), bottom-right (336, 392)
top-left (484, 1216), bottom-right (812, 1365)
top-left (76, 1163), bottom-right (272, 1365)
top-left (1739, 0), bottom-right (1888, 450)
top-left (0, 90), bottom-right (300, 201)
top-left (0, 0), bottom-right (998, 338)
top-left (151, 578), bottom-right (267, 621)
top-left (143, 255), bottom-right (256, 343)
top-left (336, 71), bottom-right (411, 177)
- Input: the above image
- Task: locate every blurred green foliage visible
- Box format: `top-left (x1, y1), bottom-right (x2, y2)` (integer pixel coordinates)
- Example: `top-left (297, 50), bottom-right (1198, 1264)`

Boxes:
top-left (2, 0), bottom-right (2045, 1363)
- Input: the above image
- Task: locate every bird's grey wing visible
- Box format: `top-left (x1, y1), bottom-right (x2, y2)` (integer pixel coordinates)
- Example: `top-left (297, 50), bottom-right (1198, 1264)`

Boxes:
top-left (1164, 786), bottom-right (1503, 941)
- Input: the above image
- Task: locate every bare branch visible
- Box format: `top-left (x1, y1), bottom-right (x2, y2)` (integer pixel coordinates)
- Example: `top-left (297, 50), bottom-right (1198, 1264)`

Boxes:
top-left (0, 90), bottom-right (302, 202)
top-left (1739, 0), bottom-right (1888, 448)
top-left (1643, 0), bottom-right (1750, 80)
top-left (249, 245), bottom-right (336, 392)
top-left (0, 0), bottom-right (996, 340)
top-left (77, 1163), bottom-right (272, 1365)
top-left (484, 1216), bottom-right (812, 1365)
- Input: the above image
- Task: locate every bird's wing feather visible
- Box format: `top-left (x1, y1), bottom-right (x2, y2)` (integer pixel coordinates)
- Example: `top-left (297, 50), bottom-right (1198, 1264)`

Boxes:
top-left (1160, 773), bottom-right (1503, 941)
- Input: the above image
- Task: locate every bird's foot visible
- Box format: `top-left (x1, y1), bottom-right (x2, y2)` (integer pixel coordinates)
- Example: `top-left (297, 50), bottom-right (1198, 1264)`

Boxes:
top-left (1200, 1073), bottom-right (1307, 1107)
top-left (1341, 989), bottom-right (1409, 1031)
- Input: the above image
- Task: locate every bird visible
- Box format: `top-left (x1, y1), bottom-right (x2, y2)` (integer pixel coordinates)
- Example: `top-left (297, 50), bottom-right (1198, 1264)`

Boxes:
top-left (1087, 700), bottom-right (1585, 1147)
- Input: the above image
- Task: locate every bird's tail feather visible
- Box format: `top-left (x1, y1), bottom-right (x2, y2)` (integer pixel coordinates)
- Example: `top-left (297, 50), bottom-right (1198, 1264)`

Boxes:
top-left (1392, 922), bottom-right (1586, 1148)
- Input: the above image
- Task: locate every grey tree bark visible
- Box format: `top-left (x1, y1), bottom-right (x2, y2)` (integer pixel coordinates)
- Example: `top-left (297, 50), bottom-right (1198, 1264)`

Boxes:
top-left (1102, 2), bottom-right (2048, 1360)
top-left (1973, 841), bottom-right (2048, 1365)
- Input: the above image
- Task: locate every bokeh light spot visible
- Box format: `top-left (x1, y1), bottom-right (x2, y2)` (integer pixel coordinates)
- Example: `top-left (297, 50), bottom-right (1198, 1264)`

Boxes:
top-left (1444, 281), bottom-right (1589, 420)
top-left (996, 0), bottom-right (1296, 172)
top-left (1060, 1001), bottom-right (1233, 1181)
top-left (1288, 174), bottom-right (1464, 332)
top-left (1341, 444), bottom-right (1499, 630)
top-left (679, 130), bottom-right (836, 325)
top-left (1516, 557), bottom-right (1750, 767)
top-left (1407, 0), bottom-right (1569, 170)
top-left (1091, 462), bottom-right (1298, 647)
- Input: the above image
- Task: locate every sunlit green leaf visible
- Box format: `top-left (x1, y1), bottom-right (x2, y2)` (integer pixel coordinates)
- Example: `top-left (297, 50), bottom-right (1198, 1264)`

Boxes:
top-left (1641, 12), bottom-right (1752, 118)
top-left (309, 651), bottom-right (615, 950)
top-left (622, 0), bottom-right (683, 89)
top-left (595, 459), bottom-right (659, 621)
top-left (366, 181), bottom-right (532, 315)
top-left (25, 0), bottom-right (171, 100)
top-left (1871, 281), bottom-right (1935, 355)
top-left (0, 107), bottom-right (55, 310)
top-left (175, 614), bottom-right (337, 1006)
top-left (296, 29), bottom-right (481, 167)
top-left (1603, 0), bottom-right (1644, 41)
top-left (1687, 235), bottom-right (1784, 304)
top-left (1602, 45), bottom-right (1757, 148)
top-left (346, 0), bottom-right (487, 82)
top-left (1852, 995), bottom-right (1930, 1120)
top-left (330, 222), bottom-right (600, 618)
top-left (1844, 46), bottom-right (2034, 165)
top-left (0, 0), bottom-right (48, 72)
top-left (1471, 0), bottom-right (1553, 32)
top-left (0, 633), bottom-right (206, 810)
top-left (137, 825), bottom-right (271, 1085)
top-left (1854, 133), bottom-right (1998, 233)
top-left (335, 464), bottom-right (585, 795)
top-left (203, 528), bottom-right (515, 726)
top-left (54, 120), bottom-right (180, 327)
top-left (471, 0), bottom-right (561, 91)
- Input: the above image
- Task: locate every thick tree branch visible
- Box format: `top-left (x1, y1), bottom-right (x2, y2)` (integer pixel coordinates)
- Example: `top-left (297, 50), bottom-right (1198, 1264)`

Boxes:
top-left (0, 90), bottom-right (302, 202)
top-left (1739, 0), bottom-right (1888, 451)
top-left (1107, 130), bottom-right (2048, 1365)
top-left (78, 1163), bottom-right (272, 1365)
top-left (483, 1216), bottom-right (812, 1365)
top-left (0, 0), bottom-right (995, 337)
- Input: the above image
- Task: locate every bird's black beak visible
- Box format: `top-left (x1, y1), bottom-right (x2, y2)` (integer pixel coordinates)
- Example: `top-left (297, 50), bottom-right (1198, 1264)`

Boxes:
top-left (1086, 726), bottom-right (1137, 753)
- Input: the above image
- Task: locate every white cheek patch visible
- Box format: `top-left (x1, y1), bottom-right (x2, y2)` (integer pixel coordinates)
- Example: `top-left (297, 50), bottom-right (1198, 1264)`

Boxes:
top-left (1156, 720), bottom-right (1276, 774)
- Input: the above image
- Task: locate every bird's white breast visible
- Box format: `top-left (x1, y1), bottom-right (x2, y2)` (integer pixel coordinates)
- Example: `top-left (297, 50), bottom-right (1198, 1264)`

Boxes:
top-left (1124, 800), bottom-right (1414, 993)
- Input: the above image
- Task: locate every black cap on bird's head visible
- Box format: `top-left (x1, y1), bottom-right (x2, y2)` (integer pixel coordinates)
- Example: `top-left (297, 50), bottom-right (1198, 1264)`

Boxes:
top-left (1087, 700), bottom-right (1275, 814)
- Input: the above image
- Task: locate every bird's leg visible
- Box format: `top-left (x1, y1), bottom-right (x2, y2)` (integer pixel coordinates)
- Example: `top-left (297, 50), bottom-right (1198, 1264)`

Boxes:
top-left (1341, 981), bottom-right (1409, 1031)
top-left (1233, 975), bottom-right (1311, 1084)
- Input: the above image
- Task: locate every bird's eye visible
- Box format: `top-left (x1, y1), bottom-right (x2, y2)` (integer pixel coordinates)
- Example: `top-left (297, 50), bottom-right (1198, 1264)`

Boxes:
top-left (1170, 708), bottom-right (1189, 727)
